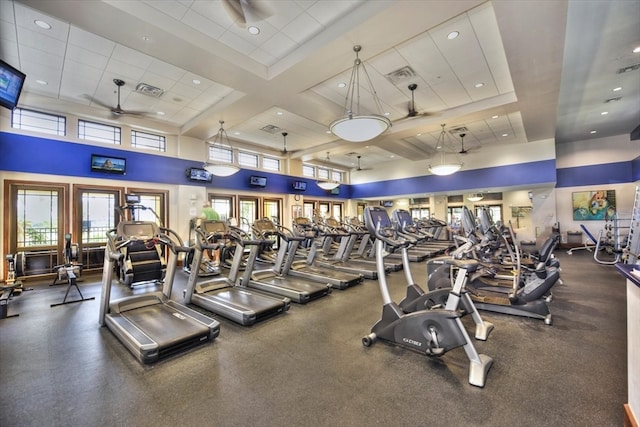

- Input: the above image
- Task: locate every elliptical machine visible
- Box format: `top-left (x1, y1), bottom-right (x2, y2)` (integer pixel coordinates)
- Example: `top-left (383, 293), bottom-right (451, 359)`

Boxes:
top-left (361, 207), bottom-right (493, 387)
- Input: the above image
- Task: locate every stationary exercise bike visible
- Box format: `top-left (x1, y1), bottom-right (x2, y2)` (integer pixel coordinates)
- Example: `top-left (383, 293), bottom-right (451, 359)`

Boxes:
top-left (361, 207), bottom-right (493, 387)
top-left (392, 209), bottom-right (494, 341)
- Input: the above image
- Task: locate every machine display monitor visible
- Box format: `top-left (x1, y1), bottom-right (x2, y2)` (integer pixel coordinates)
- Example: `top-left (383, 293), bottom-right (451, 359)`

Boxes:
top-left (366, 207), bottom-right (392, 229)
top-left (121, 222), bottom-right (157, 239)
top-left (125, 194), bottom-right (140, 204)
top-left (395, 209), bottom-right (412, 225)
top-left (0, 59), bottom-right (26, 111)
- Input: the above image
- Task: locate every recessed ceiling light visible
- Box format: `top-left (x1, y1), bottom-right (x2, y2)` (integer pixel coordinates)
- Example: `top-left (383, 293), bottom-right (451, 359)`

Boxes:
top-left (157, 111), bottom-right (165, 116)
top-left (276, 111), bottom-right (283, 116)
top-left (447, 31), bottom-right (459, 40)
top-left (633, 46), bottom-right (640, 53)
top-left (601, 111), bottom-right (608, 115)
top-left (613, 86), bottom-right (622, 92)
top-left (192, 79), bottom-right (201, 85)
top-left (491, 115), bottom-right (499, 119)
top-left (142, 35), bottom-right (150, 41)
top-left (502, 133), bottom-right (508, 137)
top-left (590, 130), bottom-right (597, 134)
top-left (248, 26), bottom-right (260, 35)
top-left (474, 82), bottom-right (484, 88)
top-left (234, 131), bottom-right (241, 135)
top-left (34, 19), bottom-right (51, 29)
top-left (36, 79), bottom-right (47, 85)
top-left (416, 133), bottom-right (422, 136)
top-left (383, 112), bottom-right (390, 116)
top-left (337, 82), bottom-right (346, 88)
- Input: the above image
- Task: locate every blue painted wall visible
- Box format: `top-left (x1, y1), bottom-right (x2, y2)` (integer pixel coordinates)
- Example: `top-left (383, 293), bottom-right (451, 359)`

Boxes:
top-left (1, 131), bottom-right (636, 195)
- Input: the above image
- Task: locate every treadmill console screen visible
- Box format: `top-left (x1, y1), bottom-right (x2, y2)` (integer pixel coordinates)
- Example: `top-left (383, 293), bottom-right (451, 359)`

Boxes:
top-left (366, 208), bottom-right (392, 230)
top-left (395, 210), bottom-right (412, 225)
top-left (202, 221), bottom-right (226, 234)
top-left (122, 222), bottom-right (157, 239)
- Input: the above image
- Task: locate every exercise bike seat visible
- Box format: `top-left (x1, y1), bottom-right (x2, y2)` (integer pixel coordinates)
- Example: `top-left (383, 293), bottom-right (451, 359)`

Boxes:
top-left (441, 258), bottom-right (479, 273)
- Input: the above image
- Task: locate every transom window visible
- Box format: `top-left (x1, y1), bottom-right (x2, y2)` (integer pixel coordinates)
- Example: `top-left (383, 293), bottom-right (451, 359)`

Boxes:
top-left (208, 145), bottom-right (233, 163)
top-left (11, 108), bottom-right (66, 136)
top-left (238, 151), bottom-right (258, 168)
top-left (131, 130), bottom-right (166, 152)
top-left (263, 156), bottom-right (280, 171)
top-left (302, 165), bottom-right (315, 177)
top-left (78, 120), bottom-right (121, 144)
top-left (302, 163), bottom-right (343, 183)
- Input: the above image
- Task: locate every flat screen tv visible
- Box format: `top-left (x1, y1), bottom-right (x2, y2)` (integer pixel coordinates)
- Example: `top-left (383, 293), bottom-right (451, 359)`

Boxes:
top-left (91, 154), bottom-right (126, 174)
top-left (0, 59), bottom-right (26, 111)
top-left (250, 175), bottom-right (267, 187)
top-left (186, 167), bottom-right (213, 182)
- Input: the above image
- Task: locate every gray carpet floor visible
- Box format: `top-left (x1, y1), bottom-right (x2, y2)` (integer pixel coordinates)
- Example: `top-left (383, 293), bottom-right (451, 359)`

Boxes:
top-left (0, 250), bottom-right (627, 427)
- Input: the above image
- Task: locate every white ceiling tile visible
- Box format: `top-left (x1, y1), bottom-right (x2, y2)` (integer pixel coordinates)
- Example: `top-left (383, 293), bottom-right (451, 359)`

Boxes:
top-left (65, 44), bottom-right (110, 70)
top-left (105, 58), bottom-right (147, 82)
top-left (264, 2), bottom-right (304, 30)
top-left (281, 12), bottom-right (323, 43)
top-left (111, 45), bottom-right (154, 70)
top-left (0, 1), bottom-right (15, 23)
top-left (14, 2), bottom-right (70, 42)
top-left (181, 9), bottom-right (226, 39)
top-left (148, 59), bottom-right (186, 81)
top-left (16, 26), bottom-right (67, 56)
top-left (306, 0), bottom-right (361, 26)
top-left (19, 44), bottom-right (63, 70)
top-left (260, 32), bottom-right (298, 60)
top-left (142, 0), bottom-right (190, 20)
top-left (68, 26), bottom-right (116, 56)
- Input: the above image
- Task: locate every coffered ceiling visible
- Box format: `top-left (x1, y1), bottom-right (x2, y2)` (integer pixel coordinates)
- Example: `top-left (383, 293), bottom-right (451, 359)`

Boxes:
top-left (1, 0), bottom-right (639, 171)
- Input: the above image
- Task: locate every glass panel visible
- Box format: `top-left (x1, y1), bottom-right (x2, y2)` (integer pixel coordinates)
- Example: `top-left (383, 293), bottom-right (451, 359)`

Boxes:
top-left (410, 207), bottom-right (430, 219)
top-left (78, 120), bottom-right (121, 144)
top-left (131, 130), bottom-right (166, 152)
top-left (263, 199), bottom-right (280, 224)
top-left (263, 157), bottom-right (280, 171)
top-left (11, 108), bottom-right (66, 136)
top-left (81, 192), bottom-right (117, 243)
top-left (238, 151), bottom-right (258, 167)
top-left (448, 207), bottom-right (463, 228)
top-left (317, 167), bottom-right (329, 180)
top-left (137, 194), bottom-right (163, 224)
top-left (239, 199), bottom-right (258, 232)
top-left (210, 197), bottom-right (232, 222)
top-left (209, 145), bottom-right (233, 163)
top-left (318, 202), bottom-right (330, 220)
top-left (16, 189), bottom-right (59, 248)
top-left (331, 170), bottom-right (342, 182)
top-left (303, 202), bottom-right (315, 220)
top-left (302, 165), bottom-right (315, 177)
top-left (332, 204), bottom-right (343, 221)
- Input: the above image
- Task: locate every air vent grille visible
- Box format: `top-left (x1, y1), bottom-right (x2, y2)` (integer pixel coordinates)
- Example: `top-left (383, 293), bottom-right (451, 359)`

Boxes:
top-left (135, 83), bottom-right (164, 98)
top-left (617, 63), bottom-right (640, 74)
top-left (260, 124), bottom-right (281, 134)
top-left (385, 66), bottom-right (416, 85)
top-left (449, 126), bottom-right (468, 134)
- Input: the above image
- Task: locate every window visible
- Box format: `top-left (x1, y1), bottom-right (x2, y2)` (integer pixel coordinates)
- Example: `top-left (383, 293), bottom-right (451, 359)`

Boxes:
top-left (331, 170), bottom-right (342, 182)
top-left (410, 208), bottom-right (430, 220)
top-left (238, 151), bottom-right (258, 168)
top-left (263, 156), bottom-right (280, 171)
top-left (80, 191), bottom-right (118, 244)
top-left (11, 108), bottom-right (66, 136)
top-left (78, 120), bottom-right (121, 144)
top-left (131, 130), bottom-right (166, 152)
top-left (302, 165), bottom-right (315, 177)
top-left (263, 199), bottom-right (281, 224)
top-left (16, 189), bottom-right (60, 247)
top-left (208, 145), bottom-right (233, 163)
top-left (317, 167), bottom-right (329, 180)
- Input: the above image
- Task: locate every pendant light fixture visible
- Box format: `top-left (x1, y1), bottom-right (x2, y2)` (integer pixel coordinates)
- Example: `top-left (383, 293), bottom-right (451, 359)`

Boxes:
top-left (317, 152), bottom-right (340, 190)
top-left (467, 194), bottom-right (484, 202)
top-left (329, 45), bottom-right (391, 142)
top-left (428, 124), bottom-right (463, 176)
top-left (204, 120), bottom-right (240, 177)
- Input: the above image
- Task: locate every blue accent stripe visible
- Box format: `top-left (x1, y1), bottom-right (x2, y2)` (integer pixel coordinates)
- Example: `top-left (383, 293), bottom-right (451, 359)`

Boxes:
top-left (351, 160), bottom-right (557, 199)
top-left (555, 161), bottom-right (632, 188)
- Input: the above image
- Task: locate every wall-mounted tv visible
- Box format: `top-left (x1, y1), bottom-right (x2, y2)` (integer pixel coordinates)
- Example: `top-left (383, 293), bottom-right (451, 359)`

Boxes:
top-left (186, 167), bottom-right (213, 182)
top-left (293, 181), bottom-right (307, 191)
top-left (250, 175), bottom-right (267, 187)
top-left (91, 154), bottom-right (126, 174)
top-left (0, 59), bottom-right (26, 111)
top-left (380, 200), bottom-right (394, 207)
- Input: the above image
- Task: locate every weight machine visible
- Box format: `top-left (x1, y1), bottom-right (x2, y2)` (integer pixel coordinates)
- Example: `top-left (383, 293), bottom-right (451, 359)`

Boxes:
top-left (50, 233), bottom-right (95, 307)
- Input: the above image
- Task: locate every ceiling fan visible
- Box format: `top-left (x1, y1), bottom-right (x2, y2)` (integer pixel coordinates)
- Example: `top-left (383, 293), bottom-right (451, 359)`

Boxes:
top-left (222, 0), bottom-right (273, 26)
top-left (458, 132), bottom-right (481, 154)
top-left (348, 153), bottom-right (371, 171)
top-left (88, 79), bottom-right (148, 117)
top-left (394, 83), bottom-right (438, 122)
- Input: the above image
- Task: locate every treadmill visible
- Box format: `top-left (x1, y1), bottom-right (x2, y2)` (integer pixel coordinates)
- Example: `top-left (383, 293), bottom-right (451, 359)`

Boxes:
top-left (184, 220), bottom-right (290, 325)
top-left (313, 218), bottom-right (390, 280)
top-left (99, 221), bottom-right (220, 364)
top-left (289, 217), bottom-right (364, 289)
top-left (248, 219), bottom-right (332, 303)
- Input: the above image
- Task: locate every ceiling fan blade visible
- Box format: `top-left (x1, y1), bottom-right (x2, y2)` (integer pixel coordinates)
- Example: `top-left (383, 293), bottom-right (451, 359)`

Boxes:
top-left (222, 0), bottom-right (272, 26)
